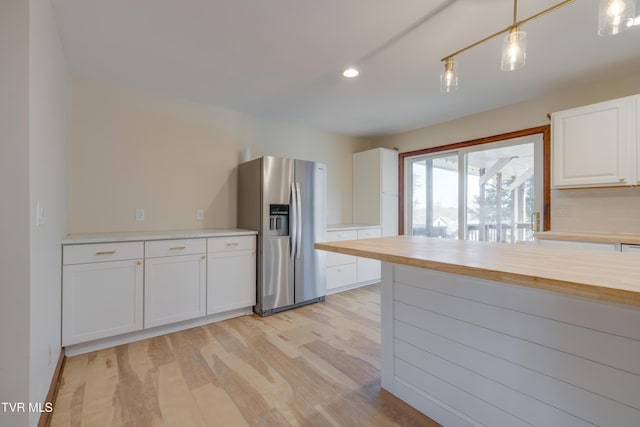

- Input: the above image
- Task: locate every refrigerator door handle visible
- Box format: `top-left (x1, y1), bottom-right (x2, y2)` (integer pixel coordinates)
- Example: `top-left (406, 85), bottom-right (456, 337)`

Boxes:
top-left (295, 182), bottom-right (302, 260)
top-left (290, 182), bottom-right (297, 259)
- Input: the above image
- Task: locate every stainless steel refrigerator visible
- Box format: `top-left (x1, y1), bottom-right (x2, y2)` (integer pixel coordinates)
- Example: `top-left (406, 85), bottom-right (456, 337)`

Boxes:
top-left (237, 156), bottom-right (327, 316)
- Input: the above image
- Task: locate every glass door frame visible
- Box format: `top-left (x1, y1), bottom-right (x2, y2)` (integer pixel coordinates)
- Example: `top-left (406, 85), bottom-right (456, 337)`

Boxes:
top-left (398, 125), bottom-right (551, 236)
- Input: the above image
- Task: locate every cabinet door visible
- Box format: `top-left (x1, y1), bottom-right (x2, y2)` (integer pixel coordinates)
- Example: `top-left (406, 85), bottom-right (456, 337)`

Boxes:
top-left (381, 194), bottom-right (399, 237)
top-left (144, 254), bottom-right (206, 328)
top-left (381, 148), bottom-right (399, 196)
top-left (622, 244), bottom-right (640, 253)
top-left (207, 250), bottom-right (256, 314)
top-left (552, 97), bottom-right (633, 188)
top-left (62, 259), bottom-right (143, 346)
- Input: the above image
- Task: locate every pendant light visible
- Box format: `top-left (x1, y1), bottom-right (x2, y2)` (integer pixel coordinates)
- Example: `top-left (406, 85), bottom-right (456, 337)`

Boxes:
top-left (501, 26), bottom-right (527, 71)
top-left (440, 57), bottom-right (458, 93)
top-left (598, 0), bottom-right (636, 35)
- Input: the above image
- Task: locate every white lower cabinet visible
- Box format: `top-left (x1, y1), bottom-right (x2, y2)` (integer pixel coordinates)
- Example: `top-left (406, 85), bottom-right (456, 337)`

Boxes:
top-left (144, 239), bottom-right (206, 328)
top-left (357, 228), bottom-right (382, 282)
top-left (326, 226), bottom-right (382, 293)
top-left (207, 236), bottom-right (256, 314)
top-left (536, 239), bottom-right (617, 251)
top-left (62, 232), bottom-right (257, 350)
top-left (62, 242), bottom-right (144, 346)
top-left (622, 244), bottom-right (640, 253)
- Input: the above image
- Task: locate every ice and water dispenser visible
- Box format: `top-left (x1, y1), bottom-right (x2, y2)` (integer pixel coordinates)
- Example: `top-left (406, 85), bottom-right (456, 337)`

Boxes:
top-left (268, 204), bottom-right (289, 236)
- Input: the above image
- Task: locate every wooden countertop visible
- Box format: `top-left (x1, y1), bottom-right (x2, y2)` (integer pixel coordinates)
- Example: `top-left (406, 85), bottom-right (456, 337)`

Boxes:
top-left (315, 236), bottom-right (640, 307)
top-left (534, 231), bottom-right (640, 245)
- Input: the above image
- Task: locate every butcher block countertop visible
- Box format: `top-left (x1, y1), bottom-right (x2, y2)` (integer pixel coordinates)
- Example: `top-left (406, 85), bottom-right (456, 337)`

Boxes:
top-left (315, 236), bottom-right (640, 308)
top-left (534, 231), bottom-right (640, 245)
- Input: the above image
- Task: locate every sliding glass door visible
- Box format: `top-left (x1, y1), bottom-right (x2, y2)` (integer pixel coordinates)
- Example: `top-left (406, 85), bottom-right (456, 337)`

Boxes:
top-left (406, 134), bottom-right (543, 243)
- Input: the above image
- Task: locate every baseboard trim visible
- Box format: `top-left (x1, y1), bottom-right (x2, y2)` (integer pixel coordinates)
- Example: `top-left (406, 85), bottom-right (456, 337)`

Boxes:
top-left (38, 348), bottom-right (66, 427)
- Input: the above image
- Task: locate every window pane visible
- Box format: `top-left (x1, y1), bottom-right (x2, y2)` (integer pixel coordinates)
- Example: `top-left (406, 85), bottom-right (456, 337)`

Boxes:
top-left (410, 155), bottom-right (458, 238)
top-left (465, 143), bottom-right (535, 242)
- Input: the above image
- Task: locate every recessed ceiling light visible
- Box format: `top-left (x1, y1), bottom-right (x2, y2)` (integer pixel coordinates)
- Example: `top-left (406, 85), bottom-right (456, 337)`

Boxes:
top-left (342, 68), bottom-right (359, 78)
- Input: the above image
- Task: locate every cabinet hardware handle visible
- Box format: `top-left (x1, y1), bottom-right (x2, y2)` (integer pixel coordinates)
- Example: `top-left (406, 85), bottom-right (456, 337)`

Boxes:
top-left (137, 260), bottom-right (142, 265)
top-left (226, 242), bottom-right (240, 246)
top-left (619, 177), bottom-right (625, 182)
top-left (95, 250), bottom-right (116, 255)
top-left (170, 246), bottom-right (187, 250)
top-left (201, 255), bottom-right (206, 260)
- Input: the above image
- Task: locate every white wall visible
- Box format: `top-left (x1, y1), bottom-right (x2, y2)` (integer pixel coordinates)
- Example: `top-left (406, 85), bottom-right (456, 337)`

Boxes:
top-left (0, 1), bottom-right (32, 426)
top-left (376, 71), bottom-right (640, 233)
top-left (28, 1), bottom-right (70, 426)
top-left (68, 77), bottom-right (373, 234)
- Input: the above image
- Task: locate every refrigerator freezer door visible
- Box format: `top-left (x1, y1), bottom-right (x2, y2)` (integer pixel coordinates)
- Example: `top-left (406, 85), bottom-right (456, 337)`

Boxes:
top-left (293, 160), bottom-right (327, 303)
top-left (260, 157), bottom-right (294, 312)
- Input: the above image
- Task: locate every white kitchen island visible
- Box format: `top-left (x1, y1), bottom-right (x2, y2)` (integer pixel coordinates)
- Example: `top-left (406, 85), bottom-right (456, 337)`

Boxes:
top-left (315, 236), bottom-right (640, 427)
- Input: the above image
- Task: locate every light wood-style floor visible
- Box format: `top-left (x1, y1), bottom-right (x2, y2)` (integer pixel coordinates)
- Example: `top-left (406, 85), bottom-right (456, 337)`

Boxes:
top-left (51, 284), bottom-right (440, 427)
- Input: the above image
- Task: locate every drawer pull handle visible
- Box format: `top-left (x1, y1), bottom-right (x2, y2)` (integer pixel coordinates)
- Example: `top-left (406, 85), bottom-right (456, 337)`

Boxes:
top-left (201, 255), bottom-right (206, 260)
top-left (170, 246), bottom-right (187, 250)
top-left (137, 260), bottom-right (143, 265)
top-left (95, 250), bottom-right (116, 255)
top-left (226, 242), bottom-right (240, 246)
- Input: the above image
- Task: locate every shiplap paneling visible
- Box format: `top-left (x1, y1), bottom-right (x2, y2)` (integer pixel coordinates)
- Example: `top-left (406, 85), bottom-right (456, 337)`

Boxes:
top-left (383, 264), bottom-right (640, 427)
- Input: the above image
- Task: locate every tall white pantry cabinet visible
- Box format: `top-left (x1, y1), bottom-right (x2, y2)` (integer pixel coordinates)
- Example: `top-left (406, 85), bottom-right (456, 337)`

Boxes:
top-left (353, 148), bottom-right (399, 236)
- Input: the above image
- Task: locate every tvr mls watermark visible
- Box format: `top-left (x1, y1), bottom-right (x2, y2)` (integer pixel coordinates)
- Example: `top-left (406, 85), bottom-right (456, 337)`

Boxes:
top-left (1, 402), bottom-right (53, 413)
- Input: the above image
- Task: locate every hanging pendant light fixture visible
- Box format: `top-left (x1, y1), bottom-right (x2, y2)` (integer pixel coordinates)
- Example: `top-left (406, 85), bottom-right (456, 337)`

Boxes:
top-left (501, 26), bottom-right (527, 71)
top-left (440, 57), bottom-right (459, 93)
top-left (598, 0), bottom-right (636, 35)
top-left (438, 0), bottom-right (631, 92)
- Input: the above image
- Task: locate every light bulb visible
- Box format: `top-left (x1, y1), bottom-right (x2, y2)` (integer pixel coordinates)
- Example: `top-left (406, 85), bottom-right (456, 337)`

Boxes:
top-left (607, 0), bottom-right (625, 16)
top-left (342, 68), bottom-right (359, 78)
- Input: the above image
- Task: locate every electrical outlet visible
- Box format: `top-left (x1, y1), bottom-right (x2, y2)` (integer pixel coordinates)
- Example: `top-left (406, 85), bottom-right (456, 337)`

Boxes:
top-left (136, 208), bottom-right (145, 221)
top-left (196, 208), bottom-right (204, 221)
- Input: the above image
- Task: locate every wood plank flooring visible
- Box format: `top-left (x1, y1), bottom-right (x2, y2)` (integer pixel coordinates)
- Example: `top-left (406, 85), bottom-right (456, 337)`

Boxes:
top-left (51, 285), bottom-right (440, 427)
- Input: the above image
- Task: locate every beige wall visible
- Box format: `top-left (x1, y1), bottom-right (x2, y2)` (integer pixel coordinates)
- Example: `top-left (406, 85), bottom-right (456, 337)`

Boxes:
top-left (29, 0), bottom-right (70, 423)
top-left (69, 76), bottom-right (373, 234)
top-left (0, 1), bottom-right (31, 424)
top-left (376, 71), bottom-right (640, 233)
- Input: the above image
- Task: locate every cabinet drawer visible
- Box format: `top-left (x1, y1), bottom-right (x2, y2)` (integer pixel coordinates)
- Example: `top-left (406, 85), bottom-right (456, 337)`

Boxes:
top-left (357, 228), bottom-right (382, 239)
top-left (326, 230), bottom-right (358, 241)
top-left (63, 242), bottom-right (143, 265)
top-left (327, 252), bottom-right (357, 267)
top-left (327, 263), bottom-right (357, 290)
top-left (145, 238), bottom-right (206, 258)
top-left (208, 235), bottom-right (256, 253)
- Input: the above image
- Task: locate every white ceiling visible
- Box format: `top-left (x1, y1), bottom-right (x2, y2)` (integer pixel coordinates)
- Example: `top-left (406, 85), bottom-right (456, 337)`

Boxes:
top-left (51, 0), bottom-right (640, 138)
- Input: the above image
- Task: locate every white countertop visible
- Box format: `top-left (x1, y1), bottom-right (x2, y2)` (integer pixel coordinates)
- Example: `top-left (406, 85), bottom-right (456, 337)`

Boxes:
top-left (327, 223), bottom-right (381, 231)
top-left (534, 231), bottom-right (640, 245)
top-left (63, 228), bottom-right (257, 244)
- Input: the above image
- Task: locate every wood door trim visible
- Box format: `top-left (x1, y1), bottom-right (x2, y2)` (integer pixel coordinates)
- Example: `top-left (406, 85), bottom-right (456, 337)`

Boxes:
top-left (398, 125), bottom-right (551, 234)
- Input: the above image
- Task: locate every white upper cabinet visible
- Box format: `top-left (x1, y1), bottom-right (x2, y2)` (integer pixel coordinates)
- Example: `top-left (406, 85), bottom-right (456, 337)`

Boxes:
top-left (552, 95), bottom-right (637, 188)
top-left (353, 148), bottom-right (399, 236)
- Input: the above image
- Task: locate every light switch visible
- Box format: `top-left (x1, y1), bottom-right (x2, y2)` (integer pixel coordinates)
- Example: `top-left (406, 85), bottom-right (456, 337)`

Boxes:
top-left (135, 208), bottom-right (145, 221)
top-left (36, 200), bottom-right (45, 226)
top-left (196, 208), bottom-right (204, 221)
